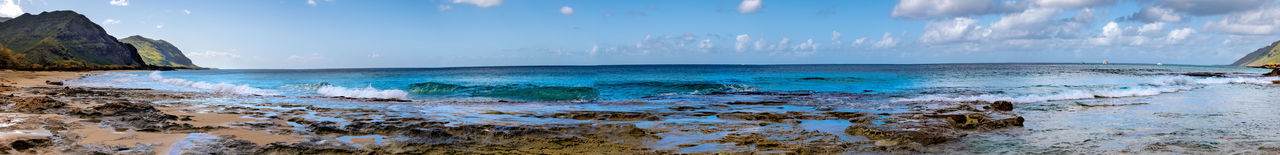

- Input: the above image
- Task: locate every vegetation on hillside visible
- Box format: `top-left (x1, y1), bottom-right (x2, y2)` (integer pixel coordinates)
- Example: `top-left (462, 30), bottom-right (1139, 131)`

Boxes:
top-left (0, 11), bottom-right (147, 67)
top-left (1, 43), bottom-right (196, 71)
top-left (1233, 40), bottom-right (1280, 66)
top-left (120, 36), bottom-right (197, 67)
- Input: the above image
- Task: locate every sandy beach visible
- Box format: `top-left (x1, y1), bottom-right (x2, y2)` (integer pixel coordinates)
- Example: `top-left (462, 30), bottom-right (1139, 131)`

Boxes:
top-left (0, 71), bottom-right (309, 154)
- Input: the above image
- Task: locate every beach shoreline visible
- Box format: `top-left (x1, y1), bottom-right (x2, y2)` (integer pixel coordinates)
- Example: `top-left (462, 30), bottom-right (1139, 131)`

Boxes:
top-left (0, 70), bottom-right (1037, 154)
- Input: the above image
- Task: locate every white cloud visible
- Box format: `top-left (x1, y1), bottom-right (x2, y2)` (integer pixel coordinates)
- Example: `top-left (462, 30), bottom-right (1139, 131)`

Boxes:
top-left (452, 0), bottom-right (502, 8)
top-left (775, 37), bottom-right (791, 50)
top-left (184, 9), bottom-right (191, 14)
top-left (737, 0), bottom-right (762, 14)
top-left (1136, 22), bottom-right (1165, 36)
top-left (109, 0), bottom-right (128, 6)
top-left (559, 6), bottom-right (573, 15)
top-left (587, 45), bottom-right (599, 56)
top-left (0, 0), bottom-right (22, 17)
top-left (1034, 0), bottom-right (1115, 9)
top-left (155, 25), bottom-right (164, 29)
top-left (367, 53), bottom-right (381, 58)
top-left (287, 53), bottom-right (326, 62)
top-left (1204, 6), bottom-right (1280, 35)
top-left (873, 32), bottom-right (899, 48)
top-left (307, 0), bottom-right (317, 6)
top-left (853, 38), bottom-right (867, 46)
top-left (891, 0), bottom-right (1024, 19)
top-left (734, 34), bottom-right (751, 52)
top-left (753, 38), bottom-right (768, 51)
top-left (1121, 6), bottom-right (1182, 23)
top-left (987, 8), bottom-right (1062, 39)
top-left (1166, 28), bottom-right (1195, 42)
top-left (188, 51), bottom-right (242, 59)
top-left (102, 19), bottom-right (120, 25)
top-left (697, 39), bottom-right (714, 49)
top-left (1146, 0), bottom-right (1277, 16)
top-left (831, 31), bottom-right (842, 40)
top-left (438, 5), bottom-right (452, 11)
top-left (921, 17), bottom-right (978, 44)
top-left (794, 39), bottom-right (818, 51)
top-left (1091, 22), bottom-right (1122, 45)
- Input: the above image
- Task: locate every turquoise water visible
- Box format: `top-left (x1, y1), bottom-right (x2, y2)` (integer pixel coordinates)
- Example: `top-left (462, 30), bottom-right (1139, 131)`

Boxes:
top-left (62, 63), bottom-right (1280, 153)
top-left (67, 64), bottom-right (1276, 102)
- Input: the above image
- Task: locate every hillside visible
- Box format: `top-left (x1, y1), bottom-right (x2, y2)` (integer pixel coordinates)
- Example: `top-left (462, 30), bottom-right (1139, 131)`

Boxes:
top-left (1232, 40), bottom-right (1280, 67)
top-left (120, 35), bottom-right (197, 67)
top-left (0, 11), bottom-right (146, 67)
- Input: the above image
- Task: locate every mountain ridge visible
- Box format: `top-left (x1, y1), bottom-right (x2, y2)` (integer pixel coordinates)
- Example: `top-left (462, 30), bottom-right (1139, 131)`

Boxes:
top-left (120, 35), bottom-right (197, 67)
top-left (1232, 40), bottom-right (1280, 67)
top-left (0, 10), bottom-right (146, 67)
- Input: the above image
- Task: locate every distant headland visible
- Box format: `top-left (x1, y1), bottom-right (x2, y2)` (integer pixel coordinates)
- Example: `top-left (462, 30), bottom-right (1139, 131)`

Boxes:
top-left (0, 10), bottom-right (200, 71)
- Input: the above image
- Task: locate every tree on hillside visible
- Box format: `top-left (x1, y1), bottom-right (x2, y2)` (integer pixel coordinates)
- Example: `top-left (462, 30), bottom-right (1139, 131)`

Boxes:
top-left (0, 43), bottom-right (27, 69)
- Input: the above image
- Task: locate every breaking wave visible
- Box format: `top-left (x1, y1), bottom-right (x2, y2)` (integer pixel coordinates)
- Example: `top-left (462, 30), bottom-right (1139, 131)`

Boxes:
top-left (404, 81), bottom-right (753, 101)
top-left (895, 76), bottom-right (1278, 103)
top-left (316, 85), bottom-right (409, 99)
top-left (147, 72), bottom-right (278, 95)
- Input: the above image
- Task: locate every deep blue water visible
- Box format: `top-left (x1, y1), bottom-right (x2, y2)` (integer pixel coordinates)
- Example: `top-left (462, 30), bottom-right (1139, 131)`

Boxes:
top-left (67, 64), bottom-right (1277, 102)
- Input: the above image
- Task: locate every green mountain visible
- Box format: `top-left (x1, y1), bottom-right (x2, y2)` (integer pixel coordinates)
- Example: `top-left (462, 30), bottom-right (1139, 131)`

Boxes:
top-left (1233, 40), bottom-right (1280, 67)
top-left (120, 35), bottom-right (197, 67)
top-left (0, 11), bottom-right (146, 66)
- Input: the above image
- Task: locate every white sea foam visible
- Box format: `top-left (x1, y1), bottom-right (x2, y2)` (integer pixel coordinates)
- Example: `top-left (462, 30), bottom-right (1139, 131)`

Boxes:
top-left (895, 76), bottom-right (1279, 103)
top-left (316, 85), bottom-right (409, 99)
top-left (148, 72), bottom-right (279, 95)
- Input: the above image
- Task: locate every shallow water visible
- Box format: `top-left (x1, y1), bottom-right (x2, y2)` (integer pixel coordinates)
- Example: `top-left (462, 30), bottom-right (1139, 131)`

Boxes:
top-left (63, 64), bottom-right (1280, 153)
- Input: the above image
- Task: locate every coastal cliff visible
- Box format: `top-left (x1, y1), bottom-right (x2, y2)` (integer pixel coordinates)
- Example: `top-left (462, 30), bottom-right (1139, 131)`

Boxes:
top-left (1232, 40), bottom-right (1280, 67)
top-left (120, 36), bottom-right (197, 67)
top-left (0, 11), bottom-right (146, 67)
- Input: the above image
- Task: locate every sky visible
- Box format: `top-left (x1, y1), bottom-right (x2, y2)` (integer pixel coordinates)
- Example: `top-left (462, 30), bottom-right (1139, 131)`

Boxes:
top-left (1, 0), bottom-right (1279, 69)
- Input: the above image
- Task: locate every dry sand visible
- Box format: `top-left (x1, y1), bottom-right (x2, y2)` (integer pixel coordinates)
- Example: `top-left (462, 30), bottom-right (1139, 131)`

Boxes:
top-left (0, 70), bottom-right (139, 87)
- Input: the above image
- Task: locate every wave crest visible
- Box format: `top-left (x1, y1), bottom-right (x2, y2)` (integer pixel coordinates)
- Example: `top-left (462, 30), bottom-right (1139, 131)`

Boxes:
top-left (895, 76), bottom-right (1278, 103)
top-left (316, 85), bottom-right (409, 99)
top-left (148, 72), bottom-right (278, 95)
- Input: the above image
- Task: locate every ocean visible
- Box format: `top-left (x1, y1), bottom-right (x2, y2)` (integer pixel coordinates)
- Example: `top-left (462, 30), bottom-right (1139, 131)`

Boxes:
top-left (63, 63), bottom-right (1280, 153)
top-left (68, 64), bottom-right (1276, 103)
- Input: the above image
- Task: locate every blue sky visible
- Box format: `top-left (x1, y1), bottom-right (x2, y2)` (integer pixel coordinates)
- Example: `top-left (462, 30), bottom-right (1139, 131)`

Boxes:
top-left (2, 0), bottom-right (1279, 69)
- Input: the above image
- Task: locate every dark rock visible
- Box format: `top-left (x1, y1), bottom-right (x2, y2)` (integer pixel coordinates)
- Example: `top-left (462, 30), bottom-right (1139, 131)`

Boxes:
top-left (44, 81), bottom-right (62, 86)
top-left (725, 100), bottom-right (787, 105)
top-left (7, 138), bottom-right (50, 152)
top-left (1182, 72), bottom-right (1227, 77)
top-left (990, 101), bottom-right (1014, 111)
top-left (845, 125), bottom-right (959, 145)
top-left (1264, 69), bottom-right (1279, 77)
top-left (667, 106), bottom-right (705, 111)
top-left (717, 111), bottom-right (822, 122)
top-left (938, 113), bottom-right (1024, 130)
top-left (5, 96), bottom-right (66, 113)
top-left (547, 111), bottom-right (664, 121)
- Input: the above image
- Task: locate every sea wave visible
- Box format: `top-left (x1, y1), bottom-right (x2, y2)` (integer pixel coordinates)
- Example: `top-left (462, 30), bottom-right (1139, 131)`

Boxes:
top-left (595, 81), bottom-right (756, 96)
top-left (403, 81), bottom-right (751, 101)
top-left (407, 82), bottom-right (464, 94)
top-left (477, 85), bottom-right (598, 101)
top-left (895, 76), bottom-right (1278, 103)
top-left (316, 85), bottom-right (409, 99)
top-left (148, 72), bottom-right (279, 95)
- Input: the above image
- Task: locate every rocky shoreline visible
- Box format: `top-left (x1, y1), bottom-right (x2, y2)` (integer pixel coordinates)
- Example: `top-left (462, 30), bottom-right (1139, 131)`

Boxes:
top-left (0, 80), bottom-right (1029, 154)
